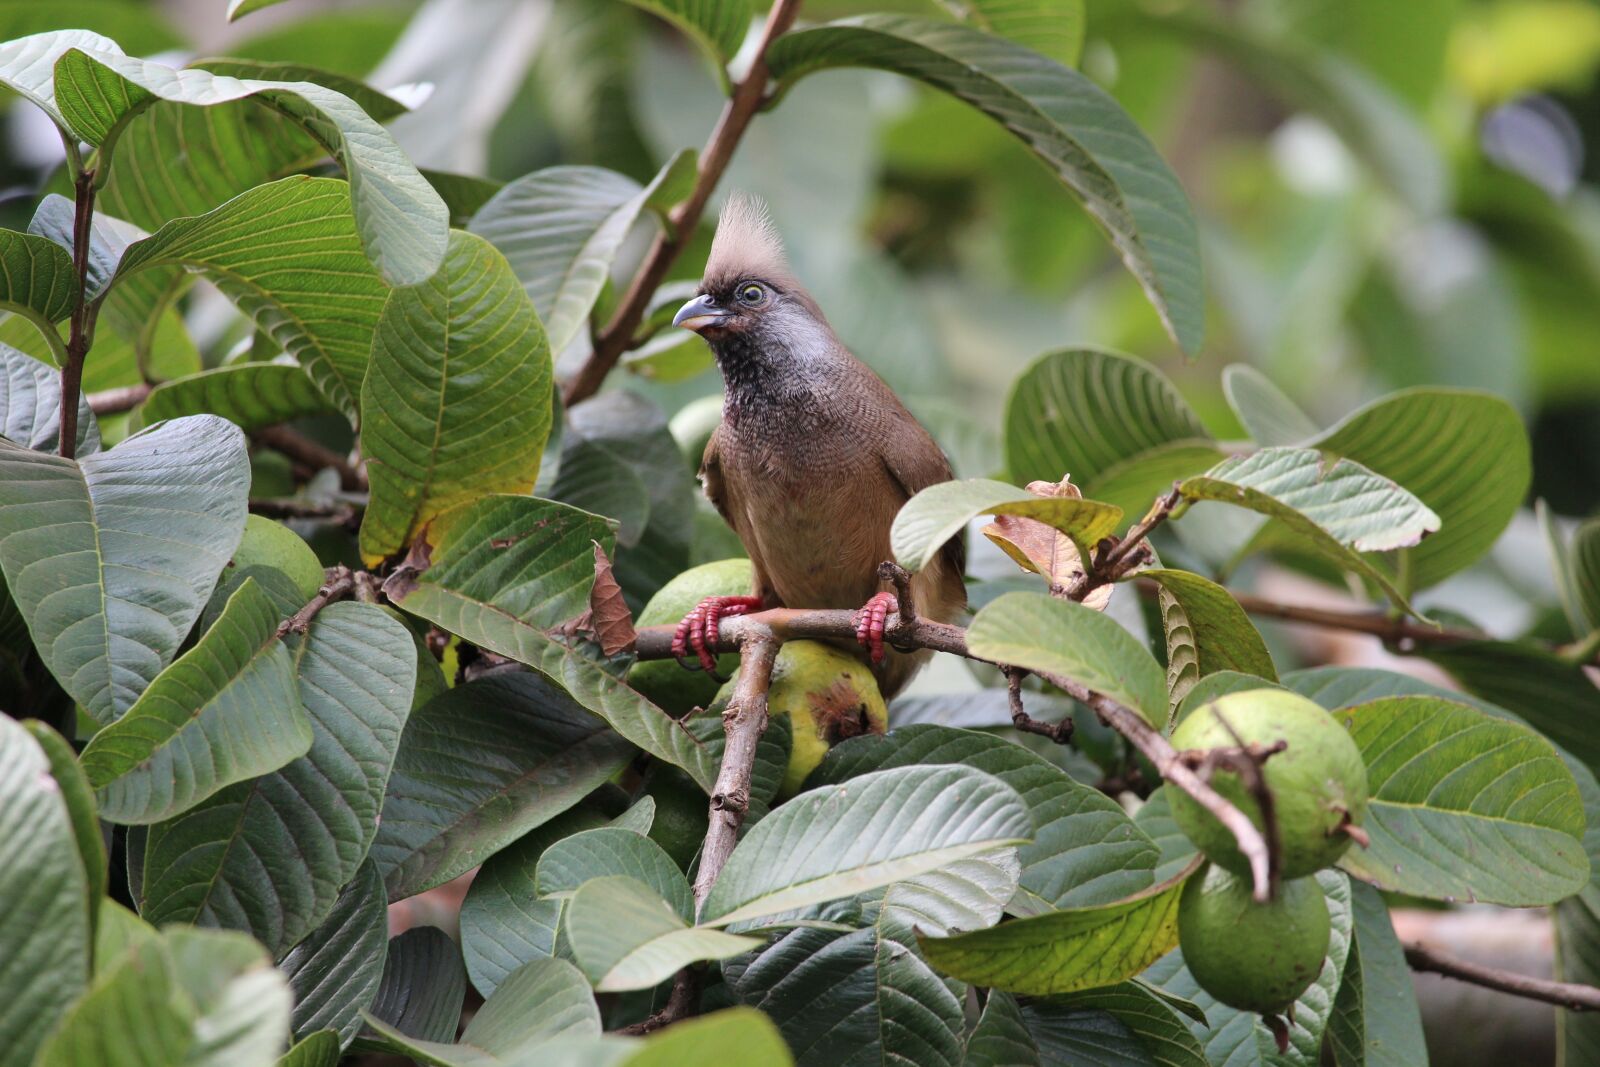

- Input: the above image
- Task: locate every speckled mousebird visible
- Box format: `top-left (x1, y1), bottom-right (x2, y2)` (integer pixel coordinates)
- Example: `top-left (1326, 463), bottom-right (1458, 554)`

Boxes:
top-left (668, 194), bottom-right (966, 698)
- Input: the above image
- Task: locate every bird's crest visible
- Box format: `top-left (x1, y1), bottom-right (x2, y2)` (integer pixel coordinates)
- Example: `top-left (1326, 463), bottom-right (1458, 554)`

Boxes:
top-left (703, 192), bottom-right (796, 290)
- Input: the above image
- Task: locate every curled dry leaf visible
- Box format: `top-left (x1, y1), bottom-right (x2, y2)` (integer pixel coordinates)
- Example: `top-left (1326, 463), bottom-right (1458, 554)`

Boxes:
top-left (551, 542), bottom-right (637, 655)
top-left (983, 476), bottom-right (1113, 611)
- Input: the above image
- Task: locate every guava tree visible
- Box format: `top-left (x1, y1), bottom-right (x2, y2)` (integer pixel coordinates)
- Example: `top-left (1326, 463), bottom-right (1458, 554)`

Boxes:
top-left (0, 2), bottom-right (1597, 1066)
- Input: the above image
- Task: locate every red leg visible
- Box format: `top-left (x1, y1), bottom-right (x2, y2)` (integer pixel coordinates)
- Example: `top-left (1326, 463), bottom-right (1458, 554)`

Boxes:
top-left (853, 591), bottom-right (898, 665)
top-left (671, 595), bottom-right (764, 672)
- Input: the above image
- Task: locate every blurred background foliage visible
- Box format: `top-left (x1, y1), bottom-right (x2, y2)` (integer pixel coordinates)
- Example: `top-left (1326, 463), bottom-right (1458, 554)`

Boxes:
top-left (3, 0), bottom-right (1596, 646)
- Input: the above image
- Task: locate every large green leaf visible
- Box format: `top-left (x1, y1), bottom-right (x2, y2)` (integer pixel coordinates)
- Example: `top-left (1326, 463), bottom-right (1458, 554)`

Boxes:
top-left (620, 0), bottom-right (752, 68)
top-left (32, 936), bottom-right (194, 1067)
top-left (277, 863), bottom-right (389, 1047)
top-left (809, 725), bottom-right (1159, 910)
top-left (79, 580), bottom-right (311, 825)
top-left (0, 341), bottom-right (98, 453)
top-left (110, 177), bottom-right (388, 418)
top-left (0, 29), bottom-right (118, 134)
top-left (22, 721), bottom-right (106, 944)
top-left (1222, 363), bottom-right (1318, 447)
top-left (536, 827), bottom-right (692, 918)
top-left (919, 861), bottom-right (1198, 995)
top-left (1332, 695), bottom-right (1587, 905)
top-left (964, 990), bottom-right (1037, 1066)
top-left (769, 19), bottom-right (1204, 356)
top-left (889, 477), bottom-right (1120, 572)
top-left (384, 494), bottom-right (718, 790)
top-left (0, 414), bottom-right (249, 722)
top-left (1178, 447), bottom-right (1439, 612)
top-left (567, 876), bottom-right (760, 992)
top-left (0, 715), bottom-right (91, 1066)
top-left (1309, 389), bottom-right (1531, 590)
top-left (966, 591), bottom-right (1168, 728)
top-left (370, 671), bottom-right (638, 901)
top-left (1144, 568), bottom-right (1276, 711)
top-left (133, 363), bottom-right (335, 433)
top-left (277, 1032), bottom-right (340, 1067)
top-left (468, 153), bottom-right (693, 356)
top-left (1144, 870), bottom-right (1354, 1066)
top-left (1327, 882), bottom-right (1427, 1067)
top-left (1556, 896), bottom-right (1600, 1067)
top-left (140, 603), bottom-right (414, 953)
top-left (0, 229), bottom-right (76, 358)
top-left (943, 0), bottom-right (1085, 66)
top-left (1009, 983), bottom-right (1211, 1067)
top-left (359, 230), bottom-right (553, 563)
top-left (163, 927), bottom-right (296, 1067)
top-left (1004, 348), bottom-right (1211, 490)
top-left (54, 44), bottom-right (447, 285)
top-left (363, 957), bottom-right (599, 1067)
top-left (363, 927), bottom-right (466, 1047)
top-left (701, 764), bottom-right (1031, 926)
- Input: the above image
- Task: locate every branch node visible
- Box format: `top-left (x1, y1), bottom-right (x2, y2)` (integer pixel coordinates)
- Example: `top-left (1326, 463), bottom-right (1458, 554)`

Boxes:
top-left (276, 565), bottom-right (355, 637)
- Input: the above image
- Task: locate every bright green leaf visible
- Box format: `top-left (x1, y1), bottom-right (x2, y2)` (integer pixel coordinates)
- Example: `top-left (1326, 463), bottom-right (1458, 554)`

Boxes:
top-left (0, 228), bottom-right (76, 361)
top-left (32, 936), bottom-right (193, 1067)
top-left (20, 720), bottom-right (105, 945)
top-left (1144, 568), bottom-right (1276, 712)
top-left (620, 0), bottom-right (752, 69)
top-left (568, 876), bottom-right (760, 991)
top-left (164, 927), bottom-right (295, 1067)
top-left (1222, 363), bottom-right (1318, 447)
top-left (890, 477), bottom-right (1120, 573)
top-left (942, 0), bottom-right (1085, 67)
top-left (536, 828), bottom-right (692, 918)
top-left (133, 363), bottom-right (335, 433)
top-left (277, 1031), bottom-right (341, 1067)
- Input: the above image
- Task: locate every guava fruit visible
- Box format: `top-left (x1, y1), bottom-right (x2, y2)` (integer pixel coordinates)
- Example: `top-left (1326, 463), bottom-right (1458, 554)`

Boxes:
top-left (231, 514), bottom-right (325, 600)
top-left (1169, 689), bottom-right (1368, 879)
top-left (626, 559), bottom-right (755, 715)
top-left (1178, 863), bottom-right (1330, 1014)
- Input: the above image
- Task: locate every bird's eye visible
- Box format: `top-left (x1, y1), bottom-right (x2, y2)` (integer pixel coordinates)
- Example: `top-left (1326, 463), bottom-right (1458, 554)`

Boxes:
top-left (738, 283), bottom-right (765, 305)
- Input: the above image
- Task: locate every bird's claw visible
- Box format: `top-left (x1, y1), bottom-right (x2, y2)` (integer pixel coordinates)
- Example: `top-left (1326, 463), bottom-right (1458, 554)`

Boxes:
top-left (854, 592), bottom-right (898, 665)
top-left (671, 596), bottom-right (763, 673)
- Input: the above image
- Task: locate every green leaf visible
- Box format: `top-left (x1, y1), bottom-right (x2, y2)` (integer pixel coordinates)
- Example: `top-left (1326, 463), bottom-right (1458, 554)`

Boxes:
top-left (0, 415), bottom-right (249, 722)
top-left (78, 580), bottom-right (310, 824)
top-left (277, 1031), bottom-right (341, 1067)
top-left (1086, 440), bottom-right (1227, 524)
top-left (890, 477), bottom-right (1121, 572)
top-left (0, 341), bottom-right (98, 453)
top-left (110, 177), bottom-right (388, 418)
top-left (164, 927), bottom-right (295, 1067)
top-left (918, 861), bottom-right (1198, 995)
top-left (140, 600), bottom-right (412, 949)
top-left (0, 29), bottom-right (118, 132)
top-left (568, 876), bottom-right (761, 991)
top-left (620, 0), bottom-right (752, 69)
top-left (769, 18), bottom-right (1205, 356)
top-left (364, 927), bottom-right (466, 1046)
top-left (1331, 695), bottom-right (1588, 905)
top-left (1005, 348), bottom-right (1210, 489)
top-left (1222, 364), bottom-right (1318, 447)
top-left (33, 936), bottom-right (194, 1067)
top-left (619, 1008), bottom-right (793, 1066)
top-left (1016, 982), bottom-right (1211, 1067)
top-left (187, 61), bottom-right (408, 124)
top-left (459, 808), bottom-right (611, 998)
top-left (55, 45), bottom-right (448, 285)
top-left (229, 0), bottom-right (293, 22)
top-left (1144, 870), bottom-right (1354, 1066)
top-left (384, 494), bottom-right (718, 790)
top-left (468, 153), bottom-right (694, 356)
top-left (1573, 520), bottom-right (1600, 638)
top-left (1556, 897), bottom-right (1600, 1067)
top-left (809, 725), bottom-right (1159, 910)
top-left (1309, 389), bottom-right (1532, 591)
top-left (278, 863), bottom-right (389, 1047)
top-left (943, 0), bottom-right (1085, 67)
top-left (966, 591), bottom-right (1168, 728)
top-left (0, 715), bottom-right (91, 1065)
top-left (1144, 568), bottom-right (1276, 712)
top-left (536, 828), bottom-right (692, 918)
top-left (965, 990), bottom-right (1039, 1066)
top-left (701, 764), bottom-right (1032, 926)
top-left (363, 957), bottom-right (599, 1066)
top-left (359, 230), bottom-right (554, 563)
top-left (0, 228), bottom-right (76, 356)
top-left (133, 363), bottom-right (335, 433)
top-left (1131, 787), bottom-right (1202, 885)
top-left (1177, 447), bottom-right (1439, 612)
top-left (94, 900), bottom-right (156, 975)
top-left (1327, 882), bottom-right (1427, 1067)
top-left (371, 672), bottom-right (638, 901)
top-left (20, 721), bottom-right (106, 945)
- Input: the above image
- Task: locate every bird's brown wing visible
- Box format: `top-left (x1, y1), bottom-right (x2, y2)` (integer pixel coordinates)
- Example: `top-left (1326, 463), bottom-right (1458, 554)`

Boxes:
top-left (700, 423), bottom-right (780, 606)
top-left (877, 408), bottom-right (967, 591)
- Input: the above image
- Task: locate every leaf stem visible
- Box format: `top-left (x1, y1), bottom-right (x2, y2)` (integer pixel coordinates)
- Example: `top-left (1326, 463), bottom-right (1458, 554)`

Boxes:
top-left (59, 167), bottom-right (99, 460)
top-left (560, 0), bottom-right (806, 406)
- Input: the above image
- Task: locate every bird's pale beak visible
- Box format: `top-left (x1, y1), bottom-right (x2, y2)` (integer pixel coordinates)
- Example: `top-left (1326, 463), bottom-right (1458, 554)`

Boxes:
top-left (673, 293), bottom-right (730, 333)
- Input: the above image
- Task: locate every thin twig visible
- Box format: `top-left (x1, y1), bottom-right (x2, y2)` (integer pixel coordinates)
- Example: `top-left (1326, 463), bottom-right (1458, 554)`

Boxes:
top-left (252, 425), bottom-right (366, 491)
top-left (248, 498), bottom-right (358, 525)
top-left (276, 565), bottom-right (355, 637)
top-left (633, 606), bottom-right (1279, 901)
top-left (87, 383), bottom-right (152, 416)
top-left (59, 167), bottom-right (99, 460)
top-left (1228, 591), bottom-right (1482, 649)
top-left (619, 967), bottom-right (703, 1035)
top-left (560, 0), bottom-right (805, 406)
top-left (1404, 941), bottom-right (1600, 1012)
top-left (1067, 484), bottom-right (1179, 600)
top-left (1004, 667), bottom-right (1073, 744)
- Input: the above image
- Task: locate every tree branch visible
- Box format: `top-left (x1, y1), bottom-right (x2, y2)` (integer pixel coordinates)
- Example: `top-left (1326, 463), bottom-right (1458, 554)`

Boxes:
top-left (59, 167), bottom-right (99, 460)
top-left (1404, 940), bottom-right (1600, 1012)
top-left (560, 0), bottom-right (805, 406)
top-left (87, 383), bottom-right (152, 416)
top-left (252, 424), bottom-right (366, 491)
top-left (276, 565), bottom-right (354, 638)
top-left (634, 605), bottom-right (1280, 902)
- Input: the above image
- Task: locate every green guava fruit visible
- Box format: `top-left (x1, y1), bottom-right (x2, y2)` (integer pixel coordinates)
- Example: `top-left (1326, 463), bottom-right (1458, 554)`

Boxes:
top-left (1169, 689), bottom-right (1368, 879)
top-left (231, 515), bottom-right (325, 600)
top-left (1178, 863), bottom-right (1331, 1014)
top-left (715, 640), bottom-right (888, 797)
top-left (625, 559), bottom-right (755, 715)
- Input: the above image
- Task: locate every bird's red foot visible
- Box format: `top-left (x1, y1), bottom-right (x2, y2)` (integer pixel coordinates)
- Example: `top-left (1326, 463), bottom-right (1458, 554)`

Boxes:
top-left (854, 592), bottom-right (898, 665)
top-left (671, 596), bottom-right (763, 672)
